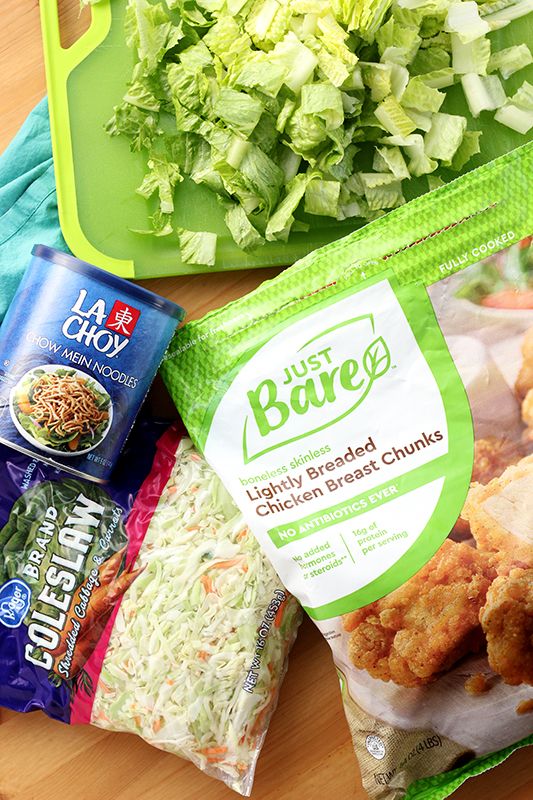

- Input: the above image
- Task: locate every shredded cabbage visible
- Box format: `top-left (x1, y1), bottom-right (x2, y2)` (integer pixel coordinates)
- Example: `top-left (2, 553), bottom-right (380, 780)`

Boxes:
top-left (91, 437), bottom-right (301, 795)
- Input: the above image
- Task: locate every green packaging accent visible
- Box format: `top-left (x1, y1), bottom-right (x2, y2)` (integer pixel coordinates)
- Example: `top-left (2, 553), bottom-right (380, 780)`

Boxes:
top-left (161, 143), bottom-right (533, 800)
top-left (162, 143), bottom-right (532, 436)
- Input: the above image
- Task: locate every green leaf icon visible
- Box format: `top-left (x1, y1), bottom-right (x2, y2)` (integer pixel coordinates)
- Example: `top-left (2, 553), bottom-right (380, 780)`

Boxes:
top-left (363, 336), bottom-right (391, 380)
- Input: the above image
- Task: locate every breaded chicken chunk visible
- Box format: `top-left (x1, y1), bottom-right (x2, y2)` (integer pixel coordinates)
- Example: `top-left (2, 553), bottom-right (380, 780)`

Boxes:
top-left (452, 438), bottom-right (524, 541)
top-left (521, 390), bottom-right (533, 447)
top-left (462, 456), bottom-right (533, 571)
top-left (480, 568), bottom-right (533, 686)
top-left (342, 540), bottom-right (495, 688)
top-left (522, 390), bottom-right (533, 429)
top-left (472, 437), bottom-right (523, 485)
top-left (515, 326), bottom-right (533, 400)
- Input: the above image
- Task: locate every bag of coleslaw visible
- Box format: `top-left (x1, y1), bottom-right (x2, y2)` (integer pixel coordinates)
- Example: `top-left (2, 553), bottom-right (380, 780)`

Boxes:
top-left (162, 144), bottom-right (533, 800)
top-left (0, 420), bottom-right (301, 795)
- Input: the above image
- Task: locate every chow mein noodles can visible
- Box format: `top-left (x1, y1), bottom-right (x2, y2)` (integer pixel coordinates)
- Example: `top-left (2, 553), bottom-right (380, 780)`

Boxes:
top-left (0, 245), bottom-right (184, 482)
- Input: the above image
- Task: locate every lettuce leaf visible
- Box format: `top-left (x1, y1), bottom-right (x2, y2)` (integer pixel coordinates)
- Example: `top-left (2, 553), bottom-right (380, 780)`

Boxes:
top-left (265, 173), bottom-right (314, 241)
top-left (494, 81), bottom-right (533, 133)
top-left (304, 178), bottom-right (341, 216)
top-left (401, 76), bottom-right (445, 112)
top-left (373, 145), bottom-right (410, 178)
top-left (488, 44), bottom-right (533, 79)
top-left (137, 153), bottom-right (183, 213)
top-left (301, 82), bottom-right (345, 129)
top-left (424, 112), bottom-right (467, 160)
top-left (375, 94), bottom-right (417, 136)
top-left (176, 228), bottom-right (218, 265)
top-left (451, 33), bottom-right (491, 75)
top-left (445, 2), bottom-right (490, 43)
top-left (213, 88), bottom-right (264, 137)
top-left (445, 129), bottom-right (482, 170)
top-left (103, 0), bottom-right (533, 264)
top-left (224, 204), bottom-right (265, 251)
top-left (461, 73), bottom-right (506, 117)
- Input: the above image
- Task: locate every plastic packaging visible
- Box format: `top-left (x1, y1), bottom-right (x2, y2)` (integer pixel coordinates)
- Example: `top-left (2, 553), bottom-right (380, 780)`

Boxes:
top-left (0, 416), bottom-right (167, 721)
top-left (0, 420), bottom-right (301, 795)
top-left (90, 429), bottom-right (302, 795)
top-left (162, 144), bottom-right (533, 800)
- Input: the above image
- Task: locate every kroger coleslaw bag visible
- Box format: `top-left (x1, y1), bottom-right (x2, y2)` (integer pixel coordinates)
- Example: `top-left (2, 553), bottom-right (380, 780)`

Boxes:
top-left (0, 419), bottom-right (301, 795)
top-left (162, 144), bottom-right (533, 799)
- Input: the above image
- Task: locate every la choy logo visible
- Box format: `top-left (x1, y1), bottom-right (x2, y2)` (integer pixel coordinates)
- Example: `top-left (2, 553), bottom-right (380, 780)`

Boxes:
top-left (61, 289), bottom-right (141, 358)
top-left (243, 314), bottom-right (391, 463)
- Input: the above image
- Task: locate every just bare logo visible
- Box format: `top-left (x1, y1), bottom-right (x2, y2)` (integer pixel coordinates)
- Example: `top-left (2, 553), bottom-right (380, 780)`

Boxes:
top-left (243, 314), bottom-right (391, 463)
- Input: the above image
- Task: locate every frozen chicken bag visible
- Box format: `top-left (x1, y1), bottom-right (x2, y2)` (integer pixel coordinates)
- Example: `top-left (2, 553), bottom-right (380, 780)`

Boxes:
top-left (162, 144), bottom-right (533, 800)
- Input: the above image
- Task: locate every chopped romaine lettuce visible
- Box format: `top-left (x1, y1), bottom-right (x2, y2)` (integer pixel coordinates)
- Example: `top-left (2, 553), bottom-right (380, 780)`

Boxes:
top-left (304, 178), bottom-right (341, 216)
top-left (373, 145), bottom-right (410, 178)
top-left (265, 173), bottom-right (314, 241)
top-left (177, 228), bottom-right (218, 265)
top-left (424, 113), bottom-right (467, 161)
top-left (494, 81), bottom-right (533, 133)
top-left (401, 76), bottom-right (445, 112)
top-left (451, 33), bottom-right (491, 75)
top-left (446, 129), bottom-right (482, 170)
top-left (427, 173), bottom-right (446, 191)
top-left (488, 44), bottom-right (533, 79)
top-left (375, 95), bottom-right (417, 136)
top-left (224, 204), bottom-right (265, 251)
top-left (445, 2), bottom-right (491, 43)
top-left (461, 73), bottom-right (507, 117)
top-left (89, 0), bottom-right (533, 265)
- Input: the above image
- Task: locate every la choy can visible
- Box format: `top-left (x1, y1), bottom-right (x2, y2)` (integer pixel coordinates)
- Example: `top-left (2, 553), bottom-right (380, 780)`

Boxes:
top-left (0, 245), bottom-right (184, 482)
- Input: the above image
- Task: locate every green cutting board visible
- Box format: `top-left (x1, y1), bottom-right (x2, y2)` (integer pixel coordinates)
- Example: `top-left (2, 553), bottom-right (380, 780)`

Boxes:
top-left (40, 0), bottom-right (533, 279)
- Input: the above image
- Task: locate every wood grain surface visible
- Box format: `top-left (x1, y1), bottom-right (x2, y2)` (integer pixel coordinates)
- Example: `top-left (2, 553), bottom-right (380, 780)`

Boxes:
top-left (0, 2), bottom-right (531, 799)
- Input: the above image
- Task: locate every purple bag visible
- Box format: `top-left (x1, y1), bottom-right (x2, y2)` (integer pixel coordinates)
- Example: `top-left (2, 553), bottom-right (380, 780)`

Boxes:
top-left (0, 416), bottom-right (168, 721)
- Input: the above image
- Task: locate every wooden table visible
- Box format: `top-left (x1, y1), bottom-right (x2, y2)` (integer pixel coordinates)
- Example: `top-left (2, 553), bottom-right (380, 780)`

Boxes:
top-left (0, 3), bottom-right (531, 799)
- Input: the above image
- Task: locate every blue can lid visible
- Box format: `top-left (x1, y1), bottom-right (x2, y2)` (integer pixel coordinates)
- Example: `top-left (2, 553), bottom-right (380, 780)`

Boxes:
top-left (32, 245), bottom-right (185, 321)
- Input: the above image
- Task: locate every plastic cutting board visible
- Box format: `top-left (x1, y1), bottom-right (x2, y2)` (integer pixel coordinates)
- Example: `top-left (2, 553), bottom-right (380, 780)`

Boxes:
top-left (40, 0), bottom-right (533, 279)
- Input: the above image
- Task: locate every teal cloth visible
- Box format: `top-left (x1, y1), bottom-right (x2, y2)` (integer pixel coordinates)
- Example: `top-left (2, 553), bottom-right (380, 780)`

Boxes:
top-left (0, 98), bottom-right (69, 323)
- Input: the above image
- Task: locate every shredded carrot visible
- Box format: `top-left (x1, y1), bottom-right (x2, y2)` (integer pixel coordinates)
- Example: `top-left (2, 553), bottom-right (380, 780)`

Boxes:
top-left (236, 528), bottom-right (248, 541)
top-left (166, 678), bottom-right (174, 686)
top-left (250, 688), bottom-right (277, 737)
top-left (198, 650), bottom-right (209, 661)
top-left (134, 715), bottom-right (142, 727)
top-left (200, 574), bottom-right (214, 593)
top-left (274, 599), bottom-right (287, 627)
top-left (250, 707), bottom-right (269, 737)
top-left (186, 525), bottom-right (200, 532)
top-left (209, 557), bottom-right (245, 571)
top-left (167, 485), bottom-right (177, 494)
top-left (199, 746), bottom-right (229, 762)
top-left (152, 717), bottom-right (163, 733)
top-left (68, 434), bottom-right (81, 451)
top-left (17, 394), bottom-right (33, 415)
